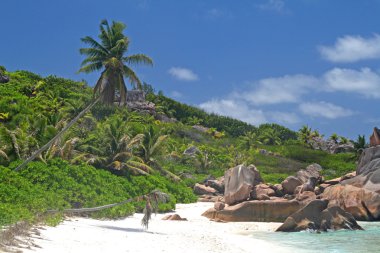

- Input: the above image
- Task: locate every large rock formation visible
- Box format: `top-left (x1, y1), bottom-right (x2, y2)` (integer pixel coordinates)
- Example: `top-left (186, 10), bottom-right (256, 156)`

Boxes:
top-left (224, 164), bottom-right (263, 205)
top-left (320, 145), bottom-right (380, 221)
top-left (276, 199), bottom-right (363, 232)
top-left (202, 199), bottom-right (305, 222)
top-left (340, 145), bottom-right (380, 193)
top-left (309, 136), bottom-right (354, 154)
top-left (322, 184), bottom-right (380, 221)
top-left (124, 90), bottom-right (156, 114)
top-left (281, 163), bottom-right (322, 195)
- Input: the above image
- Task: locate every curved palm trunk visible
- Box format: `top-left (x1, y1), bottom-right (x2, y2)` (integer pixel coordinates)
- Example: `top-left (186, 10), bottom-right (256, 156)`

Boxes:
top-left (14, 97), bottom-right (100, 172)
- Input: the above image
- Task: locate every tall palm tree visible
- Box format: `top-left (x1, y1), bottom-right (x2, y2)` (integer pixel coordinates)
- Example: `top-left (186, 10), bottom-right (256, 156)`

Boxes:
top-left (79, 19), bottom-right (153, 105)
top-left (14, 20), bottom-right (152, 171)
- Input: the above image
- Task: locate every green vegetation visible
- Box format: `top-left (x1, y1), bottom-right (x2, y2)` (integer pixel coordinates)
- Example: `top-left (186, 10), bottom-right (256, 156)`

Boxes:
top-left (0, 21), bottom-right (362, 230)
top-left (0, 66), bottom-right (359, 228)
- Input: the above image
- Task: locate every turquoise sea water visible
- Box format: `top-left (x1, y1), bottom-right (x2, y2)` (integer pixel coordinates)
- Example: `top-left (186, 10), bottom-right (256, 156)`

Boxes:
top-left (251, 222), bottom-right (380, 253)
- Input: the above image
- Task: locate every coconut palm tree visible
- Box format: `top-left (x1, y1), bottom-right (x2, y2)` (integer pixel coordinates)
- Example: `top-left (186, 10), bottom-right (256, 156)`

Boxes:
top-left (79, 19), bottom-right (153, 105)
top-left (329, 133), bottom-right (339, 144)
top-left (14, 20), bottom-right (153, 171)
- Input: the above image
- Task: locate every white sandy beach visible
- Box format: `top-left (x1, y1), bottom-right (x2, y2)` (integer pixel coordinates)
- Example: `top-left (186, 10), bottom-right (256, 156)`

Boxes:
top-left (21, 202), bottom-right (292, 253)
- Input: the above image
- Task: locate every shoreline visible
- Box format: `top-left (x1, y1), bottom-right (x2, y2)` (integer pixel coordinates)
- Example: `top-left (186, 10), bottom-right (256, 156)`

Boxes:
top-left (19, 202), bottom-right (292, 253)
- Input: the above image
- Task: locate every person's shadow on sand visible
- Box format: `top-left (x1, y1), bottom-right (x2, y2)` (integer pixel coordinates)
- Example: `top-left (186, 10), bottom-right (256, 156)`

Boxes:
top-left (94, 225), bottom-right (165, 235)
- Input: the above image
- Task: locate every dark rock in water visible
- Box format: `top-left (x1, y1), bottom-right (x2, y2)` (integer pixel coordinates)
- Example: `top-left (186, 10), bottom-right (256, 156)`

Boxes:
top-left (276, 199), bottom-right (363, 232)
top-left (202, 199), bottom-right (305, 222)
top-left (224, 164), bottom-right (263, 205)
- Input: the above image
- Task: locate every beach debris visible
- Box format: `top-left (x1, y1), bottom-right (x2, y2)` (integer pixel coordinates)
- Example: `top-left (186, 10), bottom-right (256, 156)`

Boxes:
top-left (161, 214), bottom-right (187, 221)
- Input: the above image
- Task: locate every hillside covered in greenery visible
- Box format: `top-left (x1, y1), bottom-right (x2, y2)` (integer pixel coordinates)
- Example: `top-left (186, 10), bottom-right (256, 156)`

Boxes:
top-left (0, 67), bottom-right (361, 228)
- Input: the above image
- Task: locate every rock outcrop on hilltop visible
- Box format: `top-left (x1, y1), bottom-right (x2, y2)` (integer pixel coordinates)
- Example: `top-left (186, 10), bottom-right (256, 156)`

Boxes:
top-left (276, 199), bottom-right (363, 232)
top-left (0, 72), bottom-right (9, 83)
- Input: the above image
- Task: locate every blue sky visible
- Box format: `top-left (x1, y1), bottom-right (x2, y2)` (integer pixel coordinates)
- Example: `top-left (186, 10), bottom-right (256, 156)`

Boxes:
top-left (2, 0), bottom-right (380, 139)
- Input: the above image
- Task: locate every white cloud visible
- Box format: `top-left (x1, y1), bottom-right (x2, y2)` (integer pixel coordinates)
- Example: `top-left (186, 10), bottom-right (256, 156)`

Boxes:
top-left (199, 99), bottom-right (267, 125)
top-left (319, 34), bottom-right (380, 63)
top-left (241, 74), bottom-right (319, 105)
top-left (258, 0), bottom-right (286, 12)
top-left (269, 111), bottom-right (300, 124)
top-left (168, 67), bottom-right (198, 81)
top-left (170, 91), bottom-right (182, 98)
top-left (323, 67), bottom-right (380, 98)
top-left (299, 101), bottom-right (353, 119)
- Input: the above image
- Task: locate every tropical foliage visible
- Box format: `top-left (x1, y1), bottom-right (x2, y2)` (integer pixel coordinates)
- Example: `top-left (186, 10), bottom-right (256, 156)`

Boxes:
top-left (0, 66), bottom-right (359, 229)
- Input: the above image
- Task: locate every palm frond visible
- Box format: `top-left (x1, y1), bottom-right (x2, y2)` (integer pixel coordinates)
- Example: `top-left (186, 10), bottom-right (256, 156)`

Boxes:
top-left (80, 36), bottom-right (109, 54)
top-left (127, 160), bottom-right (154, 173)
top-left (150, 135), bottom-right (168, 157)
top-left (123, 65), bottom-right (142, 90)
top-left (113, 151), bottom-right (133, 161)
top-left (79, 62), bottom-right (103, 74)
top-left (0, 150), bottom-right (9, 161)
top-left (123, 54), bottom-right (153, 66)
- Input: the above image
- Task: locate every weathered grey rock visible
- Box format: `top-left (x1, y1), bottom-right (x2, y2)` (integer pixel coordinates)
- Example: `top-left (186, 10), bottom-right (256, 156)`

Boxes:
top-left (296, 163), bottom-right (322, 184)
top-left (202, 199), bottom-right (305, 222)
top-left (183, 146), bottom-right (200, 156)
top-left (276, 199), bottom-right (363, 232)
top-left (192, 125), bottom-right (209, 133)
top-left (356, 146), bottom-right (380, 175)
top-left (193, 183), bottom-right (217, 195)
top-left (300, 177), bottom-right (318, 193)
top-left (281, 176), bottom-right (302, 195)
top-left (340, 146), bottom-right (380, 193)
top-left (206, 179), bottom-right (224, 193)
top-left (224, 164), bottom-right (263, 205)
top-left (156, 114), bottom-right (177, 123)
top-left (0, 74), bottom-right (9, 83)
